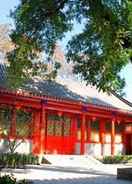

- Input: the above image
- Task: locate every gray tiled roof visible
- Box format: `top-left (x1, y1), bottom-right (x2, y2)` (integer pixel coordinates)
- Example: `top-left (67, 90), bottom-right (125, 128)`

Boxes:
top-left (0, 64), bottom-right (132, 110)
top-left (0, 63), bottom-right (110, 107)
top-left (24, 79), bottom-right (110, 107)
top-left (0, 64), bottom-right (6, 87)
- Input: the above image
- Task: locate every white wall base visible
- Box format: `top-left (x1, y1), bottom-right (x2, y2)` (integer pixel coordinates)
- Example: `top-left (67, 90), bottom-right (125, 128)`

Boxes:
top-left (114, 143), bottom-right (124, 155)
top-left (85, 143), bottom-right (101, 156)
top-left (75, 142), bottom-right (124, 156)
top-left (0, 139), bottom-right (32, 154)
top-left (75, 143), bottom-right (80, 154)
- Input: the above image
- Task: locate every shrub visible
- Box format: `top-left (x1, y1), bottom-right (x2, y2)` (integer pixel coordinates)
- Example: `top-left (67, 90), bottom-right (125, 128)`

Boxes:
top-left (18, 179), bottom-right (32, 184)
top-left (99, 155), bottom-right (132, 164)
top-left (0, 175), bottom-right (31, 184)
top-left (41, 157), bottom-right (51, 164)
top-left (0, 153), bottom-right (39, 168)
top-left (0, 175), bottom-right (16, 184)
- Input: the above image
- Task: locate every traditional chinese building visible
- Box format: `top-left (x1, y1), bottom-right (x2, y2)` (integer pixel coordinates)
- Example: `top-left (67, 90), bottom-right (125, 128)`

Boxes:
top-left (0, 47), bottom-right (132, 156)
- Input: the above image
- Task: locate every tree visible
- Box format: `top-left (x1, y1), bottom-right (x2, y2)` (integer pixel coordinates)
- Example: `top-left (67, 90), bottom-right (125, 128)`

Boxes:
top-left (0, 24), bottom-right (13, 63)
top-left (0, 25), bottom-right (61, 88)
top-left (7, 0), bottom-right (132, 94)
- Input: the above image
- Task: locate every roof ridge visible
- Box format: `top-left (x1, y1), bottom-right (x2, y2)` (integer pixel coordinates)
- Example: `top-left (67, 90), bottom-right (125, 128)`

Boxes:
top-left (111, 91), bottom-right (132, 108)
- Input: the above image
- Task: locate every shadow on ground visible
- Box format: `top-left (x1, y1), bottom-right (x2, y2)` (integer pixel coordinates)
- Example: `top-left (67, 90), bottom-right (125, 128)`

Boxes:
top-left (2, 166), bottom-right (132, 184)
top-left (30, 176), bottom-right (132, 184)
top-left (26, 165), bottom-right (115, 176)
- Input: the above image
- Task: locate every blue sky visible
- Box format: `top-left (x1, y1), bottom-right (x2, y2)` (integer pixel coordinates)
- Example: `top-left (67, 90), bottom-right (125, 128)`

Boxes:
top-left (0, 0), bottom-right (132, 102)
top-left (0, 0), bottom-right (18, 24)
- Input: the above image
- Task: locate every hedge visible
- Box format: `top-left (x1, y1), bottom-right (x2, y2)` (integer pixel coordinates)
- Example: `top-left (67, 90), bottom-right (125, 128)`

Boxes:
top-left (99, 155), bottom-right (132, 164)
top-left (0, 153), bottom-right (39, 168)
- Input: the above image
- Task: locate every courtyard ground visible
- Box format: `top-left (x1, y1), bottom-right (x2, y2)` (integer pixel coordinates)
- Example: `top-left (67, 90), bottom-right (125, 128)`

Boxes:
top-left (1, 163), bottom-right (132, 184)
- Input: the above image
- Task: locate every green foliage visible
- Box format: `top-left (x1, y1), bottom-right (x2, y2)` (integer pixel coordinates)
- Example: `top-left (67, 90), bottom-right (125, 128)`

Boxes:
top-left (7, 0), bottom-right (132, 93)
top-left (66, 0), bottom-right (132, 93)
top-left (0, 175), bottom-right (30, 184)
top-left (100, 155), bottom-right (132, 164)
top-left (0, 153), bottom-right (39, 168)
top-left (0, 107), bottom-right (33, 154)
top-left (0, 175), bottom-right (16, 184)
top-left (3, 139), bottom-right (25, 154)
top-left (0, 106), bottom-right (11, 136)
top-left (41, 157), bottom-right (51, 164)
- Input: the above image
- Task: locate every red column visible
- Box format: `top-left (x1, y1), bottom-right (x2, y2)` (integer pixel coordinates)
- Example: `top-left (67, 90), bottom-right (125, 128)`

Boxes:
top-left (122, 123), bottom-right (125, 154)
top-left (32, 110), bottom-right (41, 155)
top-left (87, 118), bottom-right (91, 143)
top-left (40, 104), bottom-right (47, 154)
top-left (80, 114), bottom-right (86, 154)
top-left (71, 115), bottom-right (77, 154)
top-left (11, 107), bottom-right (16, 138)
top-left (100, 119), bottom-right (105, 156)
top-left (62, 116), bottom-right (64, 155)
top-left (111, 118), bottom-right (115, 155)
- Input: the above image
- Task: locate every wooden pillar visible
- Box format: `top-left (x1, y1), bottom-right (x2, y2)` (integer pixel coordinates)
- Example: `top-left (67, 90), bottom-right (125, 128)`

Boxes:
top-left (100, 119), bottom-right (105, 156)
top-left (11, 107), bottom-right (16, 138)
top-left (122, 122), bottom-right (125, 154)
top-left (40, 104), bottom-right (46, 154)
top-left (80, 114), bottom-right (86, 154)
top-left (85, 117), bottom-right (91, 155)
top-left (111, 118), bottom-right (115, 155)
top-left (87, 118), bottom-right (91, 143)
top-left (32, 110), bottom-right (41, 155)
top-left (71, 115), bottom-right (77, 153)
top-left (60, 112), bottom-right (64, 155)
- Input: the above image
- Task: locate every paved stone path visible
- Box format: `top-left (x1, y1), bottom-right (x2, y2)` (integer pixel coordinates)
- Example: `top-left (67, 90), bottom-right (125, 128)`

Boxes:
top-left (2, 165), bottom-right (132, 184)
top-left (29, 169), bottom-right (131, 184)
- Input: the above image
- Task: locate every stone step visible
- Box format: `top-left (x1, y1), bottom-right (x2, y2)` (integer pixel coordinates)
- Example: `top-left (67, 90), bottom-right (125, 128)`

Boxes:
top-left (44, 155), bottom-right (103, 169)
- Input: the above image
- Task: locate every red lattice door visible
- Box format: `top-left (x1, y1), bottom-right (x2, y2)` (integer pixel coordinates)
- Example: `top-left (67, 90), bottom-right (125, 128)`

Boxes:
top-left (45, 119), bottom-right (75, 154)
